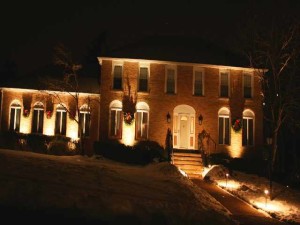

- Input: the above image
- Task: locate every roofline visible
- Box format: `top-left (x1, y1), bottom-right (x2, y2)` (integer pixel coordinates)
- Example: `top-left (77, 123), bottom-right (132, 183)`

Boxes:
top-left (98, 57), bottom-right (268, 72)
top-left (0, 87), bottom-right (100, 97)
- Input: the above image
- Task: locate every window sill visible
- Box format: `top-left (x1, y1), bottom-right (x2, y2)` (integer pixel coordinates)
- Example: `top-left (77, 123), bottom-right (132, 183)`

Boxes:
top-left (193, 94), bottom-right (205, 97)
top-left (218, 97), bottom-right (229, 100)
top-left (137, 91), bottom-right (150, 95)
top-left (165, 92), bottom-right (177, 95)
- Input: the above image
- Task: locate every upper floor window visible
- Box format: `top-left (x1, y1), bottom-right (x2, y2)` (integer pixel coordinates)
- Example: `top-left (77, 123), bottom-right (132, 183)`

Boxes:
top-left (32, 102), bottom-right (44, 134)
top-left (112, 63), bottom-right (123, 90)
top-left (79, 105), bottom-right (91, 137)
top-left (242, 109), bottom-right (254, 146)
top-left (135, 102), bottom-right (149, 140)
top-left (243, 73), bottom-right (253, 98)
top-left (165, 66), bottom-right (176, 94)
top-left (220, 71), bottom-right (229, 98)
top-left (218, 107), bottom-right (230, 145)
top-left (55, 105), bottom-right (66, 135)
top-left (109, 100), bottom-right (122, 138)
top-left (193, 68), bottom-right (204, 96)
top-left (9, 101), bottom-right (21, 132)
top-left (138, 64), bottom-right (149, 92)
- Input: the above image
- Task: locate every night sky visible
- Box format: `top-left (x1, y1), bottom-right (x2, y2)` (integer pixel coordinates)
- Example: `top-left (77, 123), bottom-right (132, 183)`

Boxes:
top-left (1, 0), bottom-right (300, 77)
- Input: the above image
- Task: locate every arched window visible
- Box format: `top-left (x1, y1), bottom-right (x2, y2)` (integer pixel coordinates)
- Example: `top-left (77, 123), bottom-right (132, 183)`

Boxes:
top-left (218, 107), bottom-right (230, 145)
top-left (32, 102), bottom-right (44, 133)
top-left (9, 101), bottom-right (21, 132)
top-left (79, 104), bottom-right (90, 137)
top-left (109, 100), bottom-right (122, 138)
top-left (243, 109), bottom-right (254, 146)
top-left (135, 102), bottom-right (149, 139)
top-left (55, 105), bottom-right (66, 135)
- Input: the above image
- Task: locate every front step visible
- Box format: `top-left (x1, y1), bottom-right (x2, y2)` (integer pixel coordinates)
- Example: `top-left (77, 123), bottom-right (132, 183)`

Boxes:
top-left (172, 150), bottom-right (204, 178)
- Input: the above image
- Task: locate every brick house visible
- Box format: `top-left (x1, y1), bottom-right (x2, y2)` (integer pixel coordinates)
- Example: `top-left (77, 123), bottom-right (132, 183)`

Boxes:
top-left (0, 77), bottom-right (100, 156)
top-left (98, 57), bottom-right (263, 159)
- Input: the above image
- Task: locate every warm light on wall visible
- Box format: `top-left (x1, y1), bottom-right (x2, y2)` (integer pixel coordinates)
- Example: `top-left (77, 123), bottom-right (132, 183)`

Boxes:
top-left (229, 129), bottom-right (243, 158)
top-left (20, 116), bottom-right (31, 134)
top-left (44, 117), bottom-right (55, 136)
top-left (122, 121), bottom-right (135, 146)
top-left (66, 118), bottom-right (78, 141)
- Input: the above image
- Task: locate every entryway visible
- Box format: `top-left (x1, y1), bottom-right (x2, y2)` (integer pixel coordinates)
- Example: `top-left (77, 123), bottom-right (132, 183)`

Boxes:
top-left (173, 105), bottom-right (195, 149)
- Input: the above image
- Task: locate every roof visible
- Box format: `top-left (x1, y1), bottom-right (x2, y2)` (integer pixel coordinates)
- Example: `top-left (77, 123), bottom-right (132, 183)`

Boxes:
top-left (101, 35), bottom-right (250, 68)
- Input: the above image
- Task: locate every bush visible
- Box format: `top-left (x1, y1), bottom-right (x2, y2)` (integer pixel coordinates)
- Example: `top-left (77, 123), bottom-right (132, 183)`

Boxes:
top-left (94, 139), bottom-right (166, 165)
top-left (0, 131), bottom-right (22, 150)
top-left (47, 135), bottom-right (79, 156)
top-left (26, 133), bottom-right (50, 153)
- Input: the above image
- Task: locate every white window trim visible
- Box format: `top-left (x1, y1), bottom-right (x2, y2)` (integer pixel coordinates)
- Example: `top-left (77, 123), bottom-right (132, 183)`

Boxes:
top-left (10, 104), bottom-right (21, 131)
top-left (112, 61), bottom-right (124, 90)
top-left (165, 65), bottom-right (177, 94)
top-left (33, 108), bottom-right (44, 133)
top-left (218, 115), bottom-right (230, 145)
top-left (136, 109), bottom-right (149, 139)
top-left (243, 115), bottom-right (255, 146)
top-left (80, 111), bottom-right (90, 136)
top-left (219, 70), bottom-right (230, 98)
top-left (193, 67), bottom-right (205, 96)
top-left (242, 72), bottom-right (254, 98)
top-left (138, 62), bottom-right (150, 92)
top-left (109, 107), bottom-right (122, 138)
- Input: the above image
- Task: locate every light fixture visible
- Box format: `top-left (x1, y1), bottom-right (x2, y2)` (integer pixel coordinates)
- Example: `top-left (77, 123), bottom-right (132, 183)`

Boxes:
top-left (166, 112), bottom-right (171, 123)
top-left (198, 114), bottom-right (203, 125)
top-left (266, 137), bottom-right (273, 145)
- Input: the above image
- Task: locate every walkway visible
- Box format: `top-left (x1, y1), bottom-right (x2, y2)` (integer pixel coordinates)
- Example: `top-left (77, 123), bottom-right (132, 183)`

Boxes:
top-left (192, 179), bottom-right (288, 225)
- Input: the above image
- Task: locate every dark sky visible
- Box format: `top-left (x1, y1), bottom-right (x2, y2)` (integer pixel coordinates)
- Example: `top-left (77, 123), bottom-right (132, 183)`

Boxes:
top-left (1, 0), bottom-right (300, 76)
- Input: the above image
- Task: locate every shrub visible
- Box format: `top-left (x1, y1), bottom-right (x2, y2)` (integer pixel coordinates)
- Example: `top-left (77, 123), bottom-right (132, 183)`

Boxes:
top-left (94, 139), bottom-right (166, 165)
top-left (0, 131), bottom-right (21, 150)
top-left (47, 135), bottom-right (79, 156)
top-left (26, 133), bottom-right (50, 153)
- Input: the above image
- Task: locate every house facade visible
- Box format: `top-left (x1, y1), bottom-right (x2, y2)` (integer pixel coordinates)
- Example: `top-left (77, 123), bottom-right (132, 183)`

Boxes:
top-left (98, 57), bottom-right (263, 158)
top-left (0, 87), bottom-right (100, 155)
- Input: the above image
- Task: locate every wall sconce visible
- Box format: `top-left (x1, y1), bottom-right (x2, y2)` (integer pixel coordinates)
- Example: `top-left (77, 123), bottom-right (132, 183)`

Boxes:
top-left (198, 114), bottom-right (203, 125)
top-left (166, 112), bottom-right (171, 123)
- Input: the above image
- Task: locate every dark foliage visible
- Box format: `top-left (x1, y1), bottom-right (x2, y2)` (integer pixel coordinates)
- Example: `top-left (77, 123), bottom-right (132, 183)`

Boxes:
top-left (47, 135), bottom-right (79, 156)
top-left (94, 139), bottom-right (166, 165)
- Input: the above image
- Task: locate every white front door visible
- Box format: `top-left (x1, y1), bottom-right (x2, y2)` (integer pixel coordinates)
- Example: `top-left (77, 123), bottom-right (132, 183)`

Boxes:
top-left (180, 115), bottom-right (189, 148)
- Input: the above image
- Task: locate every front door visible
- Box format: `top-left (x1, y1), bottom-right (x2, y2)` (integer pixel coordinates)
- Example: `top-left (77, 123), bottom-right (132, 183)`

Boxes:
top-left (180, 115), bottom-right (188, 148)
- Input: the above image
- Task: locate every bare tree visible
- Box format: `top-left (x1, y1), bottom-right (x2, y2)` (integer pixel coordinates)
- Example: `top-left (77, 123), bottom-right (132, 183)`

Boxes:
top-left (245, 18), bottom-right (300, 198)
top-left (42, 43), bottom-right (96, 155)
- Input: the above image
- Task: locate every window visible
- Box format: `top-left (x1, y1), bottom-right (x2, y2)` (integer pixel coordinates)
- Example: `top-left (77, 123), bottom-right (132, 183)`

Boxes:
top-left (193, 68), bottom-right (204, 96)
top-left (165, 66), bottom-right (176, 94)
top-left (135, 102), bottom-right (149, 140)
top-left (109, 100), bottom-right (122, 138)
top-left (218, 108), bottom-right (230, 145)
top-left (138, 66), bottom-right (149, 92)
top-left (243, 110), bottom-right (254, 146)
top-left (112, 64), bottom-right (123, 90)
top-left (243, 73), bottom-right (252, 98)
top-left (9, 102), bottom-right (21, 132)
top-left (32, 103), bottom-right (44, 133)
top-left (220, 71), bottom-right (229, 97)
top-left (79, 105), bottom-right (90, 137)
top-left (55, 106), bottom-right (66, 135)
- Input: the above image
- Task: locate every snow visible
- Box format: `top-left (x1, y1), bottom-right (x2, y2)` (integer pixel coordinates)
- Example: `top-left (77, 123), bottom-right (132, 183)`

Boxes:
top-left (0, 149), bottom-right (235, 225)
top-left (204, 164), bottom-right (300, 224)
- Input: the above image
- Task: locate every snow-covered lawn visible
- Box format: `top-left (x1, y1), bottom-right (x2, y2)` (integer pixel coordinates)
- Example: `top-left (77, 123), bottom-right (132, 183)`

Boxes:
top-left (0, 149), bottom-right (235, 225)
top-left (203, 165), bottom-right (300, 225)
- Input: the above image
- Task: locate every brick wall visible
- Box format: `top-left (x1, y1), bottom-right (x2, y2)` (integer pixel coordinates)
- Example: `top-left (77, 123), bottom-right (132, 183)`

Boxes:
top-left (100, 58), bottom-right (263, 158)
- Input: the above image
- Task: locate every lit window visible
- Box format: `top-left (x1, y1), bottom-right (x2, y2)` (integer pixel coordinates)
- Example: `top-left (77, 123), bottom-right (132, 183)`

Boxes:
top-left (218, 108), bottom-right (230, 145)
top-left (79, 105), bottom-right (90, 137)
top-left (32, 103), bottom-right (44, 133)
top-left (109, 100), bottom-right (122, 138)
top-left (135, 102), bottom-right (149, 140)
top-left (55, 106), bottom-right (66, 135)
top-left (9, 102), bottom-right (21, 132)
top-left (113, 64), bottom-right (123, 90)
top-left (138, 66), bottom-right (149, 92)
top-left (243, 110), bottom-right (254, 146)
top-left (243, 73), bottom-right (252, 98)
top-left (220, 71), bottom-right (229, 97)
top-left (194, 68), bottom-right (204, 96)
top-left (166, 66), bottom-right (176, 94)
